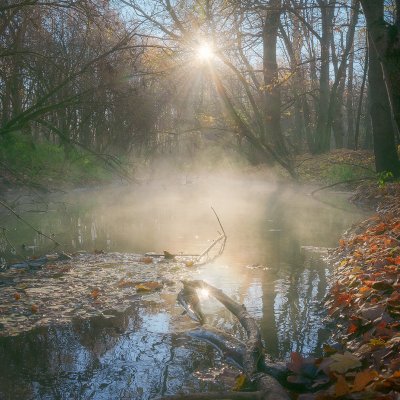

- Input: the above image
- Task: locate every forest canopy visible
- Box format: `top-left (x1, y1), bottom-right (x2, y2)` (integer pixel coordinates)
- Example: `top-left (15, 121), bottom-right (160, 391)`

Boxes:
top-left (1, 0), bottom-right (400, 183)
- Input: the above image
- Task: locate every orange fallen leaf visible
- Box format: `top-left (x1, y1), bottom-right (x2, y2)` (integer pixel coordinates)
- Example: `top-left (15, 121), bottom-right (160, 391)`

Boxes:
top-left (140, 257), bottom-right (153, 264)
top-left (351, 370), bottom-right (378, 392)
top-left (335, 375), bottom-right (350, 397)
top-left (31, 304), bottom-right (38, 313)
top-left (348, 323), bottom-right (358, 334)
top-left (91, 289), bottom-right (100, 299)
top-left (14, 292), bottom-right (21, 301)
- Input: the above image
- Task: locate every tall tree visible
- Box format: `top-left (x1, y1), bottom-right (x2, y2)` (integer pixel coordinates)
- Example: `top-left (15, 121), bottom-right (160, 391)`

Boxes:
top-left (360, 0), bottom-right (400, 176)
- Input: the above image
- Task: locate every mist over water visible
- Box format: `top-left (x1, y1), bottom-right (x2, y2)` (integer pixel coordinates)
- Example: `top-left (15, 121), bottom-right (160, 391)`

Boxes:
top-left (0, 169), bottom-right (368, 399)
top-left (2, 169), bottom-right (366, 260)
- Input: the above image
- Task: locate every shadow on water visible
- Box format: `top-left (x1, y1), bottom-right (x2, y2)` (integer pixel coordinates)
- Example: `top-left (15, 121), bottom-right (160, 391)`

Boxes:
top-left (0, 176), bottom-right (368, 399)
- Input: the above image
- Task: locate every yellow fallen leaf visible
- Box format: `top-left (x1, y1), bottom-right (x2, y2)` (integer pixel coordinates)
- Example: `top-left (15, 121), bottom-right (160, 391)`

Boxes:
top-left (351, 370), bottom-right (378, 392)
top-left (350, 266), bottom-right (363, 275)
top-left (135, 281), bottom-right (163, 292)
top-left (184, 260), bottom-right (194, 267)
top-left (233, 373), bottom-right (247, 391)
top-left (369, 338), bottom-right (385, 347)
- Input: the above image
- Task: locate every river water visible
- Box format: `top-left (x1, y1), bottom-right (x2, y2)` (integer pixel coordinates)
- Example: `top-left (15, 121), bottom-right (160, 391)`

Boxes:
top-left (0, 176), bottom-right (367, 399)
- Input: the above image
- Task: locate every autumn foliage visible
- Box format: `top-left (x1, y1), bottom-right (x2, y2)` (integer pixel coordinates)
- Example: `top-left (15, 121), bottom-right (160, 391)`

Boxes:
top-left (287, 187), bottom-right (400, 399)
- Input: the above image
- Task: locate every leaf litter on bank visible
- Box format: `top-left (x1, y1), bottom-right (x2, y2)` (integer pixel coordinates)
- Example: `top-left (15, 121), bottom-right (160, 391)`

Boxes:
top-left (288, 184), bottom-right (400, 399)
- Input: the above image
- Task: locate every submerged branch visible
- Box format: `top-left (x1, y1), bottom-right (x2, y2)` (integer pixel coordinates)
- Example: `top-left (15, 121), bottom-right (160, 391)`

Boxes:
top-left (177, 280), bottom-right (290, 400)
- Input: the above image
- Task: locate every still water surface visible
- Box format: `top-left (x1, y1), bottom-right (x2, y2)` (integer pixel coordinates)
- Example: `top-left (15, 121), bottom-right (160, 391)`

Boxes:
top-left (0, 176), bottom-right (367, 399)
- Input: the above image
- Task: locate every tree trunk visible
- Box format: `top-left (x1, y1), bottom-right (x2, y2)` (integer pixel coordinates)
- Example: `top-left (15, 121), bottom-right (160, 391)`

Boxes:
top-left (360, 0), bottom-right (400, 175)
top-left (326, 0), bottom-right (359, 150)
top-left (262, 0), bottom-right (289, 158)
top-left (367, 37), bottom-right (400, 175)
top-left (314, 0), bottom-right (334, 153)
top-left (361, 0), bottom-right (400, 132)
top-left (346, 42), bottom-right (355, 149)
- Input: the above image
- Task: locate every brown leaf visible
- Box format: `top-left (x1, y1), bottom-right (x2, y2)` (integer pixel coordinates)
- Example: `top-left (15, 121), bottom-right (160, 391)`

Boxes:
top-left (140, 257), bottom-right (153, 264)
top-left (117, 280), bottom-right (136, 288)
top-left (287, 351), bottom-right (304, 374)
top-left (335, 375), bottom-right (350, 397)
top-left (351, 370), bottom-right (378, 392)
top-left (91, 289), bottom-right (100, 299)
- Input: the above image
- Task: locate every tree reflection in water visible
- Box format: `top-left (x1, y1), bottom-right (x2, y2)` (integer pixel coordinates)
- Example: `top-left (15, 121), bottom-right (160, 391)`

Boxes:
top-left (0, 302), bottom-right (226, 399)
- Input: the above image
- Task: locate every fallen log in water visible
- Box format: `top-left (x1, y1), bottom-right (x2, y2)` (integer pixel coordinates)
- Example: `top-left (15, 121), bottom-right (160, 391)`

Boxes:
top-left (188, 326), bottom-right (289, 384)
top-left (160, 280), bottom-right (290, 400)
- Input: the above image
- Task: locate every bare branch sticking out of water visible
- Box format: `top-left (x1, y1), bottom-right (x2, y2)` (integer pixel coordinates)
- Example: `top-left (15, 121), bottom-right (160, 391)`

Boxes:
top-left (145, 207), bottom-right (227, 266)
top-left (195, 207), bottom-right (227, 266)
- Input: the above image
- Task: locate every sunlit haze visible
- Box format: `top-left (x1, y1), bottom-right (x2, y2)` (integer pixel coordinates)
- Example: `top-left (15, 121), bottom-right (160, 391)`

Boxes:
top-left (196, 43), bottom-right (214, 61)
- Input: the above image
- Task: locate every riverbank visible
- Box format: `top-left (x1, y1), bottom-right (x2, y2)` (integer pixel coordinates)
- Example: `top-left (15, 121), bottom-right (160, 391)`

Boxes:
top-left (294, 182), bottom-right (400, 399)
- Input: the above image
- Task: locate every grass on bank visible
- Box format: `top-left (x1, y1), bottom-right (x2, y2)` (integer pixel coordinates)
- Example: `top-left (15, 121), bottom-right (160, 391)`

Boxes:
top-left (0, 132), bottom-right (115, 188)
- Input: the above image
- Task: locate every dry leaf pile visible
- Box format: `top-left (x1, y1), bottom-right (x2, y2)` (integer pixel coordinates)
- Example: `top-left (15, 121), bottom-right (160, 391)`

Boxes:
top-left (287, 185), bottom-right (400, 399)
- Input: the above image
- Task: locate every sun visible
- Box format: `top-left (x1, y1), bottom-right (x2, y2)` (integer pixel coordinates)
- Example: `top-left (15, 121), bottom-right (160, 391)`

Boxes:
top-left (196, 43), bottom-right (214, 61)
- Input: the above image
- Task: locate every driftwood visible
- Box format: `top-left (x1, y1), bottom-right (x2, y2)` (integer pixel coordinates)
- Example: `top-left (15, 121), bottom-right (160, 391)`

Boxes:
top-left (161, 280), bottom-right (290, 400)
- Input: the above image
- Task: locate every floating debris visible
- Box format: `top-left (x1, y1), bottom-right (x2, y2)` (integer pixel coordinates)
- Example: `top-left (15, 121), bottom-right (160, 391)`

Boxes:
top-left (0, 252), bottom-right (195, 337)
